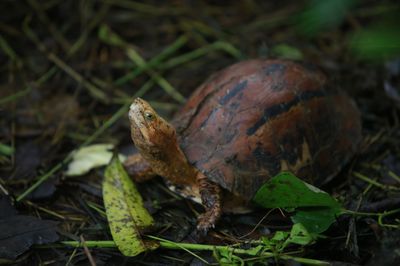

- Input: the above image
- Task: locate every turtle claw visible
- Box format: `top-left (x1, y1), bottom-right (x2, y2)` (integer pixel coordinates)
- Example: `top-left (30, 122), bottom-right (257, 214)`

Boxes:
top-left (196, 172), bottom-right (222, 234)
top-left (196, 212), bottom-right (217, 235)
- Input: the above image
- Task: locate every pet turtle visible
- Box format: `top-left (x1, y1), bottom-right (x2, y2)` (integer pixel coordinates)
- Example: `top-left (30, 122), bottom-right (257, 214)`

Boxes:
top-left (125, 59), bottom-right (362, 232)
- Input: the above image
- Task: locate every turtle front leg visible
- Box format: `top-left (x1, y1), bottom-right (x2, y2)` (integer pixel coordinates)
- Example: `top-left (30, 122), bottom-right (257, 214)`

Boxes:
top-left (196, 171), bottom-right (222, 233)
top-left (124, 153), bottom-right (156, 182)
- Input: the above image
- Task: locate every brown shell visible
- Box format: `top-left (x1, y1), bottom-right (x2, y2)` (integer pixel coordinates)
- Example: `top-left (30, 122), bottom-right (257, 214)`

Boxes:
top-left (173, 59), bottom-right (362, 200)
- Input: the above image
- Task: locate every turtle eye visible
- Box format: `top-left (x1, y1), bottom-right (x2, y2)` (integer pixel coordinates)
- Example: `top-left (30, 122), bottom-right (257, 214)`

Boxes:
top-left (144, 111), bottom-right (154, 121)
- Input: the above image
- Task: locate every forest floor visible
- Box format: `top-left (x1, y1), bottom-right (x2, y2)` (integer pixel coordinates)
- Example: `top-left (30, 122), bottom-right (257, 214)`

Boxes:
top-left (1, 1), bottom-right (400, 265)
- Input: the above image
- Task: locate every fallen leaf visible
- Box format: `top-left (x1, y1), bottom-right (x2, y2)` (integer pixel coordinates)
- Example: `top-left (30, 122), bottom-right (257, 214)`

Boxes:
top-left (0, 215), bottom-right (58, 260)
top-left (66, 144), bottom-right (126, 176)
top-left (103, 155), bottom-right (158, 256)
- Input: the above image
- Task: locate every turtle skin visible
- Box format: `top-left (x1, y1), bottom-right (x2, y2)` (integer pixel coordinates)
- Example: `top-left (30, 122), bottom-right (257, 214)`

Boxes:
top-left (172, 59), bottom-right (362, 200)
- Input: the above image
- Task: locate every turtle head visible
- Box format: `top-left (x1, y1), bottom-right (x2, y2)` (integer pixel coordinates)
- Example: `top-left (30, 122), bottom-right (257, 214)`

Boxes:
top-left (129, 98), bottom-right (176, 151)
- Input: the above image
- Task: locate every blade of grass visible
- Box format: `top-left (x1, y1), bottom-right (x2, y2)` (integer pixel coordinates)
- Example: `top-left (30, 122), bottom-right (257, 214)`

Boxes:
top-left (160, 41), bottom-right (242, 70)
top-left (46, 52), bottom-right (109, 102)
top-left (68, 3), bottom-right (111, 56)
top-left (212, 41), bottom-right (243, 59)
top-left (86, 201), bottom-right (107, 217)
top-left (114, 35), bottom-right (188, 86)
top-left (22, 18), bottom-right (109, 103)
top-left (0, 34), bottom-right (20, 62)
top-left (99, 25), bottom-right (185, 103)
top-left (125, 48), bottom-right (185, 103)
top-left (21, 4), bottom-right (110, 96)
top-left (0, 87), bottom-right (32, 106)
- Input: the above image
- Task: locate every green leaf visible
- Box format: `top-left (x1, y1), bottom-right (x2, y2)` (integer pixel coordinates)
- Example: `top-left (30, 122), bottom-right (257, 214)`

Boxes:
top-left (253, 172), bottom-right (343, 234)
top-left (271, 231), bottom-right (289, 242)
top-left (292, 206), bottom-right (342, 234)
top-left (253, 172), bottom-right (341, 209)
top-left (0, 143), bottom-right (14, 156)
top-left (103, 155), bottom-right (158, 256)
top-left (285, 223), bottom-right (316, 246)
top-left (262, 223), bottom-right (315, 252)
top-left (350, 27), bottom-right (400, 61)
top-left (271, 44), bottom-right (303, 60)
top-left (65, 144), bottom-right (126, 176)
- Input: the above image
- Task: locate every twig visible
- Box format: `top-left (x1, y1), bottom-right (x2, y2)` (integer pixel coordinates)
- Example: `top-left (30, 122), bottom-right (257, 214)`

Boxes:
top-left (25, 201), bottom-right (66, 220)
top-left (80, 235), bottom-right (97, 266)
top-left (238, 208), bottom-right (276, 239)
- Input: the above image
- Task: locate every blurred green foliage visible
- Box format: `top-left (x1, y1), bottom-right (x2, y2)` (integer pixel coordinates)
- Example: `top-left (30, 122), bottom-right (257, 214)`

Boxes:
top-left (350, 26), bottom-right (400, 61)
top-left (298, 0), bottom-right (400, 61)
top-left (271, 44), bottom-right (304, 60)
top-left (297, 0), bottom-right (357, 36)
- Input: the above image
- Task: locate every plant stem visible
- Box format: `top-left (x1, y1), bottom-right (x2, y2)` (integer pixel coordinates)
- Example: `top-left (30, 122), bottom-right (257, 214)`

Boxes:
top-left (59, 239), bottom-right (330, 265)
top-left (342, 208), bottom-right (400, 229)
top-left (353, 172), bottom-right (400, 191)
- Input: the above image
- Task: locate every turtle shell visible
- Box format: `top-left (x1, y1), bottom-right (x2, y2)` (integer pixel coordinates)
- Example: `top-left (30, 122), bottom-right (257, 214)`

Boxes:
top-left (173, 59), bottom-right (361, 200)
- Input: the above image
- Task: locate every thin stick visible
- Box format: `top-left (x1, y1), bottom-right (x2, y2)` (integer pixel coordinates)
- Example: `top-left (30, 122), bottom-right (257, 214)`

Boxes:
top-left (80, 235), bottom-right (97, 266)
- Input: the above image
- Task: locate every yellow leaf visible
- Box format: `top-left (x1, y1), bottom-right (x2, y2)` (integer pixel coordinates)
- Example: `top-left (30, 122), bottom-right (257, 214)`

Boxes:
top-left (103, 155), bottom-right (158, 256)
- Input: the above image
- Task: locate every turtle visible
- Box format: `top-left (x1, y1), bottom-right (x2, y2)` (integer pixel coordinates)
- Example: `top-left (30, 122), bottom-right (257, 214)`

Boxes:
top-left (124, 59), bottom-right (362, 232)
